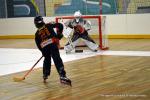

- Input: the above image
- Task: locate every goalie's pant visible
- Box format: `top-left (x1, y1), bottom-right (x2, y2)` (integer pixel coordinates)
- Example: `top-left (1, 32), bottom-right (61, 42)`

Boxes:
top-left (42, 43), bottom-right (66, 78)
top-left (64, 31), bottom-right (98, 52)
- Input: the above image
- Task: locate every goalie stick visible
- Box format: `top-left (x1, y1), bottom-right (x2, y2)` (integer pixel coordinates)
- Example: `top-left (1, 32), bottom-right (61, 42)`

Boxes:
top-left (59, 18), bottom-right (83, 53)
top-left (68, 31), bottom-right (83, 53)
top-left (64, 27), bottom-right (83, 53)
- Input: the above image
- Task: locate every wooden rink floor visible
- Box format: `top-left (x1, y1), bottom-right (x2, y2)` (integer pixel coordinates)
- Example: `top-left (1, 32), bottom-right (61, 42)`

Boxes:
top-left (0, 39), bottom-right (150, 100)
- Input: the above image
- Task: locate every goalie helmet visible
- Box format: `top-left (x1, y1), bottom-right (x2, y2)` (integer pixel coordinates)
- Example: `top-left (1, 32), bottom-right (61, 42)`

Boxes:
top-left (34, 16), bottom-right (45, 28)
top-left (74, 11), bottom-right (82, 23)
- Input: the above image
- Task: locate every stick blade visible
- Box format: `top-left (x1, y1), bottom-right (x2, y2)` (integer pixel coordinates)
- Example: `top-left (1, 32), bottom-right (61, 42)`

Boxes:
top-left (75, 49), bottom-right (83, 53)
top-left (13, 77), bottom-right (25, 82)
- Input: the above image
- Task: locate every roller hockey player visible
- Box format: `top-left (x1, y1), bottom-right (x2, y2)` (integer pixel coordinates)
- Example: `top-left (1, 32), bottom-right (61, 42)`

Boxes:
top-left (64, 11), bottom-right (98, 53)
top-left (34, 16), bottom-right (71, 86)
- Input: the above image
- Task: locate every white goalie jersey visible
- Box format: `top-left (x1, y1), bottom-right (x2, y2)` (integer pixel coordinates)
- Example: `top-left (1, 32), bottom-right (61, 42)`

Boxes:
top-left (64, 18), bottom-right (91, 32)
top-left (60, 15), bottom-right (98, 53)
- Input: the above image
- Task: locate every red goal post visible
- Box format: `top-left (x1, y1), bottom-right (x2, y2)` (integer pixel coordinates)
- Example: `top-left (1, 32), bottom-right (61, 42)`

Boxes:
top-left (55, 15), bottom-right (109, 50)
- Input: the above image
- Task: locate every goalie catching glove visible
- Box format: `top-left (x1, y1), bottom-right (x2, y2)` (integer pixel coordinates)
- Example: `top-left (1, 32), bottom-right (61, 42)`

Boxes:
top-left (74, 25), bottom-right (85, 34)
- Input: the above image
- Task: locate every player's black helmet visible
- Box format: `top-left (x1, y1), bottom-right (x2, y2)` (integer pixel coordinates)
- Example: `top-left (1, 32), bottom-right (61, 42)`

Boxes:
top-left (34, 16), bottom-right (45, 28)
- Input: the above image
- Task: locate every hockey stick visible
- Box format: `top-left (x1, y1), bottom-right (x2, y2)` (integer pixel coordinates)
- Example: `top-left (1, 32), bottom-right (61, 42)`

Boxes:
top-left (59, 18), bottom-right (83, 53)
top-left (13, 56), bottom-right (43, 82)
top-left (67, 33), bottom-right (83, 53)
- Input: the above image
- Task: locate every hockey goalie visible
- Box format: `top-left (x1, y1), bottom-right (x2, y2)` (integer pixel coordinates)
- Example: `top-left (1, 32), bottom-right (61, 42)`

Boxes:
top-left (63, 11), bottom-right (98, 53)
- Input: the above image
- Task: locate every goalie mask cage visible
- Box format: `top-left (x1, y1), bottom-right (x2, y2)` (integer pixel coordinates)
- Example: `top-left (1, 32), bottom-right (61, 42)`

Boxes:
top-left (55, 15), bottom-right (108, 50)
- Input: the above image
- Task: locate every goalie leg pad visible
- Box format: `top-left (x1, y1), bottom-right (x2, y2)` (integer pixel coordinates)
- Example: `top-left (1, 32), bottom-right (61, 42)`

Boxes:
top-left (82, 39), bottom-right (98, 51)
top-left (64, 39), bottom-right (80, 53)
top-left (64, 45), bottom-right (74, 53)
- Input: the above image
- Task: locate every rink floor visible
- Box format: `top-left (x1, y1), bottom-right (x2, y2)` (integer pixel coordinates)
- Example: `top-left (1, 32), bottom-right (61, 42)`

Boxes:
top-left (0, 39), bottom-right (150, 100)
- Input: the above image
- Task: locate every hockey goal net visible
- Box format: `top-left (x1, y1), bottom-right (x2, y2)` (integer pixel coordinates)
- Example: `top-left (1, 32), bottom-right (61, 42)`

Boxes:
top-left (55, 15), bottom-right (108, 50)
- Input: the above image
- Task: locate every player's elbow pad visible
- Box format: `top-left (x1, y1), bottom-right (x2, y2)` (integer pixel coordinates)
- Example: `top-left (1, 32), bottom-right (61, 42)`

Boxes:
top-left (56, 23), bottom-right (64, 34)
top-left (57, 33), bottom-right (63, 40)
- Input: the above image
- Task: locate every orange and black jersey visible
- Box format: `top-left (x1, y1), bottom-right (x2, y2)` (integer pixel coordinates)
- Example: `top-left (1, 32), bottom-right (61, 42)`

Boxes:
top-left (35, 23), bottom-right (63, 51)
